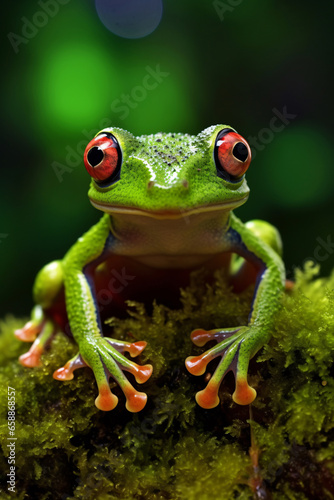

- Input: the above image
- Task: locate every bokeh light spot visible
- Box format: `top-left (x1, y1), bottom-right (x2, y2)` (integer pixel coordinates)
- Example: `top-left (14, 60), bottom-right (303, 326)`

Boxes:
top-left (262, 126), bottom-right (332, 207)
top-left (95, 0), bottom-right (163, 39)
top-left (37, 43), bottom-right (120, 132)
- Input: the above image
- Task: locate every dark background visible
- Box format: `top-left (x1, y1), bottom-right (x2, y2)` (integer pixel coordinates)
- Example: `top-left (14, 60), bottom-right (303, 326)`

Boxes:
top-left (1, 0), bottom-right (333, 316)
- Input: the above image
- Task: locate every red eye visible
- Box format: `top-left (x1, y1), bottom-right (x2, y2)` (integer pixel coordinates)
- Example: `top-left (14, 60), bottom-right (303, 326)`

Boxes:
top-left (214, 128), bottom-right (251, 181)
top-left (84, 132), bottom-right (121, 184)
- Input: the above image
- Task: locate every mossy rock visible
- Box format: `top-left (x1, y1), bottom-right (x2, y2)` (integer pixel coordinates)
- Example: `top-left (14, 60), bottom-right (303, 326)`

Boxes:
top-left (0, 263), bottom-right (334, 499)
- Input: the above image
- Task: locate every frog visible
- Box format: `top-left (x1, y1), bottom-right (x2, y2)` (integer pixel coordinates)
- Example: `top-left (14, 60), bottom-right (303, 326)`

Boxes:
top-left (15, 124), bottom-right (285, 413)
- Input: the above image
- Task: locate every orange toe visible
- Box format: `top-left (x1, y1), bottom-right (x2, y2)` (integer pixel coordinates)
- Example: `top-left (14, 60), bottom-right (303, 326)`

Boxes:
top-left (128, 341), bottom-right (147, 357)
top-left (19, 346), bottom-right (43, 368)
top-left (95, 384), bottom-right (118, 411)
top-left (15, 322), bottom-right (41, 342)
top-left (125, 389), bottom-right (147, 413)
top-left (185, 355), bottom-right (208, 376)
top-left (195, 384), bottom-right (220, 409)
top-left (53, 364), bottom-right (74, 381)
top-left (133, 364), bottom-right (153, 384)
top-left (190, 329), bottom-right (212, 347)
top-left (232, 378), bottom-right (257, 405)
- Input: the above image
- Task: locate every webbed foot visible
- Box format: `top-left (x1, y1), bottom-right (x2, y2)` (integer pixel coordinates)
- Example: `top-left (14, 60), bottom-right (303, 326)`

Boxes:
top-left (185, 325), bottom-right (267, 408)
top-left (54, 337), bottom-right (153, 412)
top-left (15, 306), bottom-right (56, 367)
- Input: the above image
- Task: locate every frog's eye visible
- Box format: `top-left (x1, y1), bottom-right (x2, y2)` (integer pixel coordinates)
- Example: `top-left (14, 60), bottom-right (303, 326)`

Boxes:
top-left (84, 132), bottom-right (122, 185)
top-left (214, 128), bottom-right (251, 182)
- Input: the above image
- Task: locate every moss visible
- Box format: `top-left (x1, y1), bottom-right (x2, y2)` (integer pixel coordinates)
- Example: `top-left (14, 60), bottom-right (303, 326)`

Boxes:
top-left (0, 264), bottom-right (334, 499)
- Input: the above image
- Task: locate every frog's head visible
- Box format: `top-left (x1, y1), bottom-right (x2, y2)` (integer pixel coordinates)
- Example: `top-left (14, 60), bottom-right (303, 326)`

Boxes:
top-left (84, 125), bottom-right (251, 219)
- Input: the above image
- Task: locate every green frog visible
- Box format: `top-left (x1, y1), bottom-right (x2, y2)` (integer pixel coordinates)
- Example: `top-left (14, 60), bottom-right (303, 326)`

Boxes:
top-left (15, 125), bottom-right (285, 413)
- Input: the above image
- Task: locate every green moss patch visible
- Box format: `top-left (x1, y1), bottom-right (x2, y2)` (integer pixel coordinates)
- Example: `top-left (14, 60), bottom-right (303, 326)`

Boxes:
top-left (0, 264), bottom-right (334, 499)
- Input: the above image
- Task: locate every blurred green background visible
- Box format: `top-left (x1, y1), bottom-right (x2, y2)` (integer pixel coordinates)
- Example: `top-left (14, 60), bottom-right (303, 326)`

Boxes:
top-left (1, 0), bottom-right (333, 316)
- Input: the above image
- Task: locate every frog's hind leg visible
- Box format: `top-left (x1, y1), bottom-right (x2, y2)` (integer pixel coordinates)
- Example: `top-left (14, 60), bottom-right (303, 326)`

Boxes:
top-left (14, 304), bottom-right (45, 343)
top-left (15, 260), bottom-right (64, 367)
top-left (230, 220), bottom-right (284, 292)
top-left (17, 317), bottom-right (58, 367)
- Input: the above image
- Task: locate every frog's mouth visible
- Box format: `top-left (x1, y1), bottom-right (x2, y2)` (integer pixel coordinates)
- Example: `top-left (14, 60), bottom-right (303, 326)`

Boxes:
top-left (89, 195), bottom-right (249, 219)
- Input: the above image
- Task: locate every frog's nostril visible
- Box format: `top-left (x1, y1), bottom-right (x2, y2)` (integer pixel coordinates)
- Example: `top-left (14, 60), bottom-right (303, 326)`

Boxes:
top-left (182, 180), bottom-right (189, 189)
top-left (147, 180), bottom-right (155, 189)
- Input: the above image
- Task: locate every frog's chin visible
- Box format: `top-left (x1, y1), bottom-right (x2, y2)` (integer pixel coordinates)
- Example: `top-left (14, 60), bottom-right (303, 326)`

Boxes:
top-left (89, 195), bottom-right (249, 220)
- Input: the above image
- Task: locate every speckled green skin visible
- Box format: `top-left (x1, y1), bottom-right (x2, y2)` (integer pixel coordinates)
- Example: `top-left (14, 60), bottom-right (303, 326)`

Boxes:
top-left (16, 125), bottom-right (285, 411)
top-left (88, 125), bottom-right (249, 212)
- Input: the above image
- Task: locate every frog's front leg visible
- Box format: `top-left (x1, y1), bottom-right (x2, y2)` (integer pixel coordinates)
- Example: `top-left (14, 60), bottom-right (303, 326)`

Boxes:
top-left (55, 214), bottom-right (153, 412)
top-left (185, 213), bottom-right (285, 408)
top-left (17, 215), bottom-right (152, 412)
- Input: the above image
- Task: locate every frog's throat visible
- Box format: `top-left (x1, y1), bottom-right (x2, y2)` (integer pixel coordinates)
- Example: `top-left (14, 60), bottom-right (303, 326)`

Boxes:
top-left (89, 195), bottom-right (249, 220)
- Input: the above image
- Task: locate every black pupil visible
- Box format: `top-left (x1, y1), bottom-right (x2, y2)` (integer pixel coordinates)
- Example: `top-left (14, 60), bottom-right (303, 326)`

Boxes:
top-left (233, 142), bottom-right (248, 162)
top-left (88, 146), bottom-right (104, 167)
